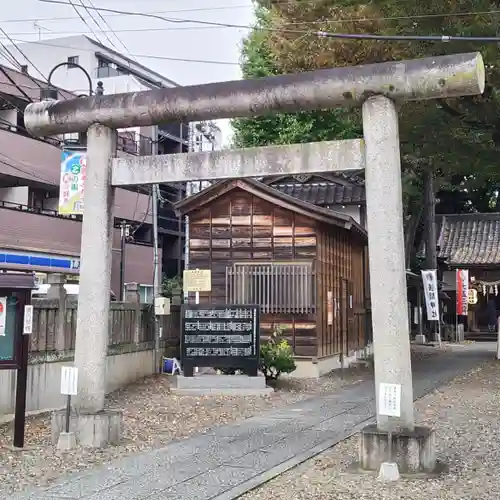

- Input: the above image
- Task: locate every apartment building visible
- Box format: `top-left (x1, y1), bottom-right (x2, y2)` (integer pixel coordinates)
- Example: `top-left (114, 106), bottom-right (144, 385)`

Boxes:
top-left (2, 35), bottom-right (191, 287)
top-left (0, 63), bottom-right (158, 300)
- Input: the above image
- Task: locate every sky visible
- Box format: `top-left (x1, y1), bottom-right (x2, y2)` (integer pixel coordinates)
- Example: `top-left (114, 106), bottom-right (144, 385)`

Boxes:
top-left (0, 0), bottom-right (257, 143)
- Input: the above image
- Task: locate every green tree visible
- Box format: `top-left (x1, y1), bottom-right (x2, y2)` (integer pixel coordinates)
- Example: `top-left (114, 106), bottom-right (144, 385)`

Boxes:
top-left (233, 1), bottom-right (500, 264)
top-left (257, 0), bottom-right (500, 194)
top-left (232, 6), bottom-right (360, 149)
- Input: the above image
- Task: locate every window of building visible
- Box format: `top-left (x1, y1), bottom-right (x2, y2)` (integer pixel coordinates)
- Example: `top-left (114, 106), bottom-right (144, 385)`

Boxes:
top-left (139, 285), bottom-right (154, 304)
top-left (226, 262), bottom-right (315, 314)
top-left (67, 56), bottom-right (79, 68)
top-left (97, 57), bottom-right (109, 68)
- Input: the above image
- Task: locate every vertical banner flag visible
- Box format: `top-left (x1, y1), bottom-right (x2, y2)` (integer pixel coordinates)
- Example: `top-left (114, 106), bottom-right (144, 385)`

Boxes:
top-left (456, 269), bottom-right (469, 316)
top-left (421, 270), bottom-right (440, 321)
top-left (59, 151), bottom-right (86, 215)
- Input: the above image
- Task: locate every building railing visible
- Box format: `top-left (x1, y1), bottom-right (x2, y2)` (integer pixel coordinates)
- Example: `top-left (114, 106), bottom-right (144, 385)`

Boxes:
top-left (226, 262), bottom-right (316, 314)
top-left (0, 202), bottom-right (156, 240)
top-left (0, 119), bottom-right (61, 148)
top-left (0, 200), bottom-right (82, 221)
top-left (117, 132), bottom-right (153, 156)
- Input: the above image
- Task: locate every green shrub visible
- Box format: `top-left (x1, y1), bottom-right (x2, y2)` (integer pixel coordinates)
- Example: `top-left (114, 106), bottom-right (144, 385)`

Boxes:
top-left (260, 325), bottom-right (296, 381)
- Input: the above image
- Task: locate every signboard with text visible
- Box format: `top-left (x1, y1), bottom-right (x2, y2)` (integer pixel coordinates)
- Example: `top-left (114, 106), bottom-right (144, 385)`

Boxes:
top-left (183, 269), bottom-right (212, 293)
top-left (59, 151), bottom-right (86, 215)
top-left (181, 305), bottom-right (260, 376)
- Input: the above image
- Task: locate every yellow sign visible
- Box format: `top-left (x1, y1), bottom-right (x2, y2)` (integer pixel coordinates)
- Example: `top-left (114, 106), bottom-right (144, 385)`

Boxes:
top-left (183, 269), bottom-right (212, 292)
top-left (468, 289), bottom-right (478, 305)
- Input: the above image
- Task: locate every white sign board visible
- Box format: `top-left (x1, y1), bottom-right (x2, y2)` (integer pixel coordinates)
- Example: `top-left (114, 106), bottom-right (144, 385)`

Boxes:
top-left (379, 383), bottom-right (401, 417)
top-left (60, 366), bottom-right (78, 396)
top-left (421, 269), bottom-right (440, 321)
top-left (0, 297), bottom-right (7, 337)
top-left (23, 305), bottom-right (33, 335)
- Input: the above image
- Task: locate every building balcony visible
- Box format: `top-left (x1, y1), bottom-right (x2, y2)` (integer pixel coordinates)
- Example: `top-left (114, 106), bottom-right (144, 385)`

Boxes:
top-left (0, 126), bottom-right (61, 186)
top-left (0, 203), bottom-right (157, 291)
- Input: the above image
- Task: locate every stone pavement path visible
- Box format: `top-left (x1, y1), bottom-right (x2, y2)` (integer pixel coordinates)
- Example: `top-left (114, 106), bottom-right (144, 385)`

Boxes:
top-left (9, 345), bottom-right (493, 500)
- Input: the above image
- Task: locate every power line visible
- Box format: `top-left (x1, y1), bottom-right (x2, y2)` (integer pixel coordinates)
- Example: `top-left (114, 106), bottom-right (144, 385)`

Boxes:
top-left (2, 26), bottom-right (227, 36)
top-left (0, 4), bottom-right (254, 25)
top-left (0, 44), bottom-right (23, 70)
top-left (0, 67), bottom-right (33, 102)
top-left (0, 37), bottom-right (239, 65)
top-left (67, 0), bottom-right (103, 47)
top-left (35, 0), bottom-right (500, 43)
top-left (0, 28), bottom-right (50, 87)
top-left (1, 3), bottom-right (498, 28)
top-left (84, 0), bottom-right (135, 59)
top-left (77, 0), bottom-right (122, 52)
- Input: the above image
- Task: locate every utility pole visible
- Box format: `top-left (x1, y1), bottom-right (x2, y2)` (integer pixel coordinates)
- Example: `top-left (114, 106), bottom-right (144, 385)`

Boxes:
top-left (119, 221), bottom-right (130, 301)
top-left (423, 169), bottom-right (439, 343)
top-left (152, 128), bottom-right (162, 372)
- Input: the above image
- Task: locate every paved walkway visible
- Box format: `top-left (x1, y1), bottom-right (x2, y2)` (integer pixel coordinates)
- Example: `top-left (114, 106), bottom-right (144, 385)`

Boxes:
top-left (10, 344), bottom-right (494, 500)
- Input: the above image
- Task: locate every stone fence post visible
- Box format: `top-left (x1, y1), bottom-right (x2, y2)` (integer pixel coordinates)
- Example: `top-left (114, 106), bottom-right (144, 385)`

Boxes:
top-left (47, 273), bottom-right (68, 351)
top-left (125, 282), bottom-right (142, 344)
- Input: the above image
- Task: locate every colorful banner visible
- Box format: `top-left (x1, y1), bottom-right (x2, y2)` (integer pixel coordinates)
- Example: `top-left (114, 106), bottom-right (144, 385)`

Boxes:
top-left (456, 269), bottom-right (469, 316)
top-left (59, 151), bottom-right (86, 215)
top-left (421, 269), bottom-right (440, 321)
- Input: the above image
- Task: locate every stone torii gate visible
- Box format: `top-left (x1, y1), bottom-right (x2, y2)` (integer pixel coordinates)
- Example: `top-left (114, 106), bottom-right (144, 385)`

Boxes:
top-left (25, 53), bottom-right (484, 470)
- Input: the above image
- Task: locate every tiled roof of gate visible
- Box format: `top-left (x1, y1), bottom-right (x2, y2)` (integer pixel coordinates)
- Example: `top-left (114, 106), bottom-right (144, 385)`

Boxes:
top-left (271, 180), bottom-right (365, 206)
top-left (437, 213), bottom-right (500, 266)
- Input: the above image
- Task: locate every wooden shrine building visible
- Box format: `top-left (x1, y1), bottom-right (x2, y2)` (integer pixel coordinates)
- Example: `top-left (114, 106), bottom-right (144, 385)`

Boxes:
top-left (175, 175), bottom-right (370, 377)
top-left (436, 213), bottom-right (500, 332)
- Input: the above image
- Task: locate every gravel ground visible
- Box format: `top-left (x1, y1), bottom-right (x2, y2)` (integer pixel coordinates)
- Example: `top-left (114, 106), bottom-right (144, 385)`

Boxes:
top-left (0, 365), bottom-right (370, 495)
top-left (0, 345), bottom-right (446, 495)
top-left (242, 358), bottom-right (500, 500)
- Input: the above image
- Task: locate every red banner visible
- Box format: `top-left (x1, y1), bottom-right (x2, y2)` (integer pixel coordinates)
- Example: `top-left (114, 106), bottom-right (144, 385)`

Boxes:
top-left (456, 269), bottom-right (469, 316)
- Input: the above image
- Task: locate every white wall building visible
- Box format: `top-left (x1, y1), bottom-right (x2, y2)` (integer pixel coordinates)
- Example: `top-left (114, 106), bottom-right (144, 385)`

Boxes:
top-left (2, 35), bottom-right (186, 154)
top-left (4, 35), bottom-right (178, 95)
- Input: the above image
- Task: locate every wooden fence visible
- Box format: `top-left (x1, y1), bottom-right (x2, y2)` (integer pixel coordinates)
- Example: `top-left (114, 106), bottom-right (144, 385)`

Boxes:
top-left (29, 299), bottom-right (181, 354)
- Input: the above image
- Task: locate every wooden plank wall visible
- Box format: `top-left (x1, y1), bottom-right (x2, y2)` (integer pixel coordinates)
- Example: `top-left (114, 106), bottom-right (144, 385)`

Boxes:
top-left (188, 188), bottom-right (318, 357)
top-left (316, 226), bottom-right (367, 358)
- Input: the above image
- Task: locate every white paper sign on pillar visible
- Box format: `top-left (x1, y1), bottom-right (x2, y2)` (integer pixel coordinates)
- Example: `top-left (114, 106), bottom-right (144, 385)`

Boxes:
top-left (421, 270), bottom-right (440, 321)
top-left (379, 383), bottom-right (401, 417)
top-left (23, 305), bottom-right (34, 335)
top-left (60, 366), bottom-right (78, 396)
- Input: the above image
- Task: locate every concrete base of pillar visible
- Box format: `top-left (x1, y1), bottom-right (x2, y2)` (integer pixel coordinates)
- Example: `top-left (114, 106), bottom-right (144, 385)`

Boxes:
top-left (171, 374), bottom-right (274, 396)
top-left (414, 334), bottom-right (427, 345)
top-left (51, 409), bottom-right (122, 448)
top-left (359, 424), bottom-right (437, 474)
top-left (57, 431), bottom-right (77, 451)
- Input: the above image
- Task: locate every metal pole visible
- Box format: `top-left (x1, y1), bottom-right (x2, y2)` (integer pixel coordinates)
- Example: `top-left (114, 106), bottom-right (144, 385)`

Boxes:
top-left (119, 222), bottom-right (126, 301)
top-left (13, 292), bottom-right (29, 448)
top-left (152, 127), bottom-right (162, 372)
top-left (65, 395), bottom-right (71, 433)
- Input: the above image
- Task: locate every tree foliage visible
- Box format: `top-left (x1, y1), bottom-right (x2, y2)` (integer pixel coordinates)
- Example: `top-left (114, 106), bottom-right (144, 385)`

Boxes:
top-left (232, 6), bottom-right (360, 149)
top-left (233, 1), bottom-right (500, 211)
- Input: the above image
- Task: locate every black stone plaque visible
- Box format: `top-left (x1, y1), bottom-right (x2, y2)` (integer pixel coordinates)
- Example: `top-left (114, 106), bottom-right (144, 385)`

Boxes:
top-left (181, 305), bottom-right (260, 377)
